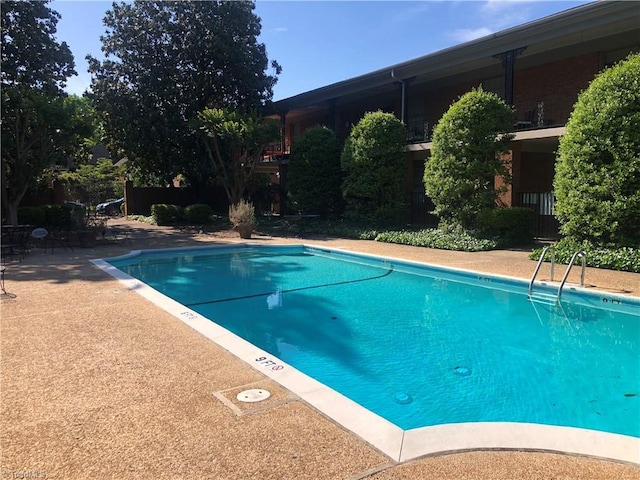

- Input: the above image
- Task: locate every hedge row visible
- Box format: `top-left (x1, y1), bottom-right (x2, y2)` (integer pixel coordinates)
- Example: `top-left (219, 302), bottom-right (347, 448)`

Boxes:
top-left (17, 204), bottom-right (83, 230)
top-left (151, 203), bottom-right (214, 226)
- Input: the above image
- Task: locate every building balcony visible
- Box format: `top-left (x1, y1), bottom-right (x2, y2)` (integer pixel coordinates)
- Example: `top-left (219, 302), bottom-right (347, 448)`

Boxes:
top-left (263, 140), bottom-right (290, 159)
top-left (406, 94), bottom-right (575, 146)
top-left (513, 95), bottom-right (575, 131)
top-left (406, 118), bottom-right (432, 144)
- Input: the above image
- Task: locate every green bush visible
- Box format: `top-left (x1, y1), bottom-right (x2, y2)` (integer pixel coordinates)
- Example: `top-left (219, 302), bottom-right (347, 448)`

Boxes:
top-left (42, 204), bottom-right (76, 229)
top-left (554, 52), bottom-right (640, 247)
top-left (17, 206), bottom-right (46, 226)
top-left (477, 207), bottom-right (533, 245)
top-left (184, 204), bottom-right (213, 224)
top-left (341, 111), bottom-right (406, 224)
top-left (424, 87), bottom-right (514, 228)
top-left (375, 227), bottom-right (497, 252)
top-left (288, 125), bottom-right (343, 215)
top-left (529, 237), bottom-right (640, 273)
top-left (151, 204), bottom-right (184, 226)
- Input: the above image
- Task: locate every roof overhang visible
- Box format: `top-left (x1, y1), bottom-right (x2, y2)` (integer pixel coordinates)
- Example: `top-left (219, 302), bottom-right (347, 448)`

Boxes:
top-left (272, 1), bottom-right (639, 114)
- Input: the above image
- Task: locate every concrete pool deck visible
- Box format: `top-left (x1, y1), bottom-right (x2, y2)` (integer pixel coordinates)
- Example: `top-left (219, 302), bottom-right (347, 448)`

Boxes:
top-left (2, 218), bottom-right (639, 479)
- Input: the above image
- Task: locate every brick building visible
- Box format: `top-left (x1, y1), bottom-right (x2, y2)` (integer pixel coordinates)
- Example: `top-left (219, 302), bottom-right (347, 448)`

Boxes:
top-left (265, 1), bottom-right (639, 237)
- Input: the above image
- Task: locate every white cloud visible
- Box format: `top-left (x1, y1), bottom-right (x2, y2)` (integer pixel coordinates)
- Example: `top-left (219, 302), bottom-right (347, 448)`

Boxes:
top-left (450, 27), bottom-right (493, 43)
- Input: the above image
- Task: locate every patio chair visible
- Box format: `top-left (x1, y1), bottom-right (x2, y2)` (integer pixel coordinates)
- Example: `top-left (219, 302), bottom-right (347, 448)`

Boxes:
top-left (1, 225), bottom-right (30, 261)
top-left (30, 227), bottom-right (50, 253)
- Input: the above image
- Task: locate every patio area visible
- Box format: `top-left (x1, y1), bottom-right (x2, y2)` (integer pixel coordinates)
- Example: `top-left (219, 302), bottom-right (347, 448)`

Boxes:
top-left (1, 218), bottom-right (638, 479)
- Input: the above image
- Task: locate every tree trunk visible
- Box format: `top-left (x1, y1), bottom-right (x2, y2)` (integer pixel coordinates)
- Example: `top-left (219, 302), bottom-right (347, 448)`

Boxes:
top-left (1, 167), bottom-right (28, 225)
top-left (5, 202), bottom-right (19, 226)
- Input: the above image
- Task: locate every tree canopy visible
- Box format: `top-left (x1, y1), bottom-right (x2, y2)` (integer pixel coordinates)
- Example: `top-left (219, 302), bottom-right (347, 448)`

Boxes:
top-left (87, 0), bottom-right (280, 187)
top-left (1, 0), bottom-right (78, 225)
top-left (1, 0), bottom-right (75, 94)
top-left (554, 52), bottom-right (640, 247)
top-left (423, 87), bottom-right (514, 228)
top-left (341, 111), bottom-right (407, 224)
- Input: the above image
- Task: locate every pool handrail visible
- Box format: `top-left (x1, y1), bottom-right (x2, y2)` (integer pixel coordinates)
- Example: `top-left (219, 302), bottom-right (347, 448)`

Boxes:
top-left (557, 250), bottom-right (587, 300)
top-left (528, 245), bottom-right (555, 296)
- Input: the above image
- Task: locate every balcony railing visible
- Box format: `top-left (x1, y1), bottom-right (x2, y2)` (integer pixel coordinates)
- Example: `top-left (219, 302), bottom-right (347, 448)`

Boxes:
top-left (263, 139), bottom-right (289, 157)
top-left (406, 118), bottom-right (431, 144)
top-left (405, 94), bottom-right (576, 144)
top-left (513, 95), bottom-right (575, 131)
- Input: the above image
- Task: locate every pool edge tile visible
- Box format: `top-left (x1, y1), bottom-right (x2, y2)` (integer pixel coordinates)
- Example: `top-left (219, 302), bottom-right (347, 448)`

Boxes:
top-left (400, 422), bottom-right (640, 464)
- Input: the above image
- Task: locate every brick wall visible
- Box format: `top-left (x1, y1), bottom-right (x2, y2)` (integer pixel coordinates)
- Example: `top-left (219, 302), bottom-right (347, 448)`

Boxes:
top-left (420, 80), bottom-right (478, 133)
top-left (513, 52), bottom-right (601, 126)
top-left (517, 151), bottom-right (556, 192)
top-left (514, 52), bottom-right (601, 103)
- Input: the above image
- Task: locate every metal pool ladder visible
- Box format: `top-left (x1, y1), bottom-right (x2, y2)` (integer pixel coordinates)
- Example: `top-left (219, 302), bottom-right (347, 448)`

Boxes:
top-left (528, 245), bottom-right (556, 297)
top-left (557, 250), bottom-right (587, 300)
top-left (528, 246), bottom-right (587, 302)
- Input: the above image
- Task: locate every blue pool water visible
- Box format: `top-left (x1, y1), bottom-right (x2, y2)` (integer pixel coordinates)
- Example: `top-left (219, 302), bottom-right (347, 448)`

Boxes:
top-left (108, 245), bottom-right (640, 437)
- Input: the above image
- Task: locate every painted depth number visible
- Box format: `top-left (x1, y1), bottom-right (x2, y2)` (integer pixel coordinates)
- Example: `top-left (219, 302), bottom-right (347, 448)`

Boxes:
top-left (255, 356), bottom-right (285, 371)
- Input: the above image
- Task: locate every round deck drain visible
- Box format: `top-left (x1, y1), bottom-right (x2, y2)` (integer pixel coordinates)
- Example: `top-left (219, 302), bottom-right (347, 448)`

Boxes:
top-left (236, 389), bottom-right (271, 403)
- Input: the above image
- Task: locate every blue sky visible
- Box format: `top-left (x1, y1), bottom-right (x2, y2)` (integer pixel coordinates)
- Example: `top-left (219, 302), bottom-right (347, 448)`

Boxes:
top-left (52, 0), bottom-right (591, 101)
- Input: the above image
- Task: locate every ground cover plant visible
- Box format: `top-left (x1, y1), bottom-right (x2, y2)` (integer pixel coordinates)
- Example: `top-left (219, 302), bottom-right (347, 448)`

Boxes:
top-left (529, 238), bottom-right (640, 273)
top-left (252, 217), bottom-right (500, 251)
top-left (375, 228), bottom-right (498, 252)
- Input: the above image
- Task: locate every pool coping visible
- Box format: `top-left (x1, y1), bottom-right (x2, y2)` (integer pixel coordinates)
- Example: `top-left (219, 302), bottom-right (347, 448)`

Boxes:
top-left (91, 243), bottom-right (640, 466)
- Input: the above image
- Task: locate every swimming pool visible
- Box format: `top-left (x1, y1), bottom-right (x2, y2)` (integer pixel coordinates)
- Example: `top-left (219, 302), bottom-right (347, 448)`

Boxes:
top-left (94, 244), bottom-right (640, 463)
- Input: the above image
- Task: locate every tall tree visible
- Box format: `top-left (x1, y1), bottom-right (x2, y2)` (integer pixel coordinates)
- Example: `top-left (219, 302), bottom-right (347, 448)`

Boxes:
top-left (87, 0), bottom-right (280, 189)
top-left (1, 0), bottom-right (76, 225)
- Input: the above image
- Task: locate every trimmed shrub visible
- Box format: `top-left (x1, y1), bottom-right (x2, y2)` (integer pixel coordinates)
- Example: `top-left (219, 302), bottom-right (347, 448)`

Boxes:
top-left (151, 204), bottom-right (184, 226)
top-left (477, 207), bottom-right (533, 245)
top-left (424, 87), bottom-right (514, 228)
top-left (288, 125), bottom-right (343, 215)
top-left (184, 204), bottom-right (213, 224)
top-left (554, 52), bottom-right (640, 247)
top-left (17, 206), bottom-right (46, 226)
top-left (42, 204), bottom-right (75, 229)
top-left (341, 111), bottom-right (406, 224)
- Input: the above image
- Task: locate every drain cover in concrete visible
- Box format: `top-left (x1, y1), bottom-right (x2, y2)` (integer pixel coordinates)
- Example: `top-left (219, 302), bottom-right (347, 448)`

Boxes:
top-left (236, 389), bottom-right (271, 403)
